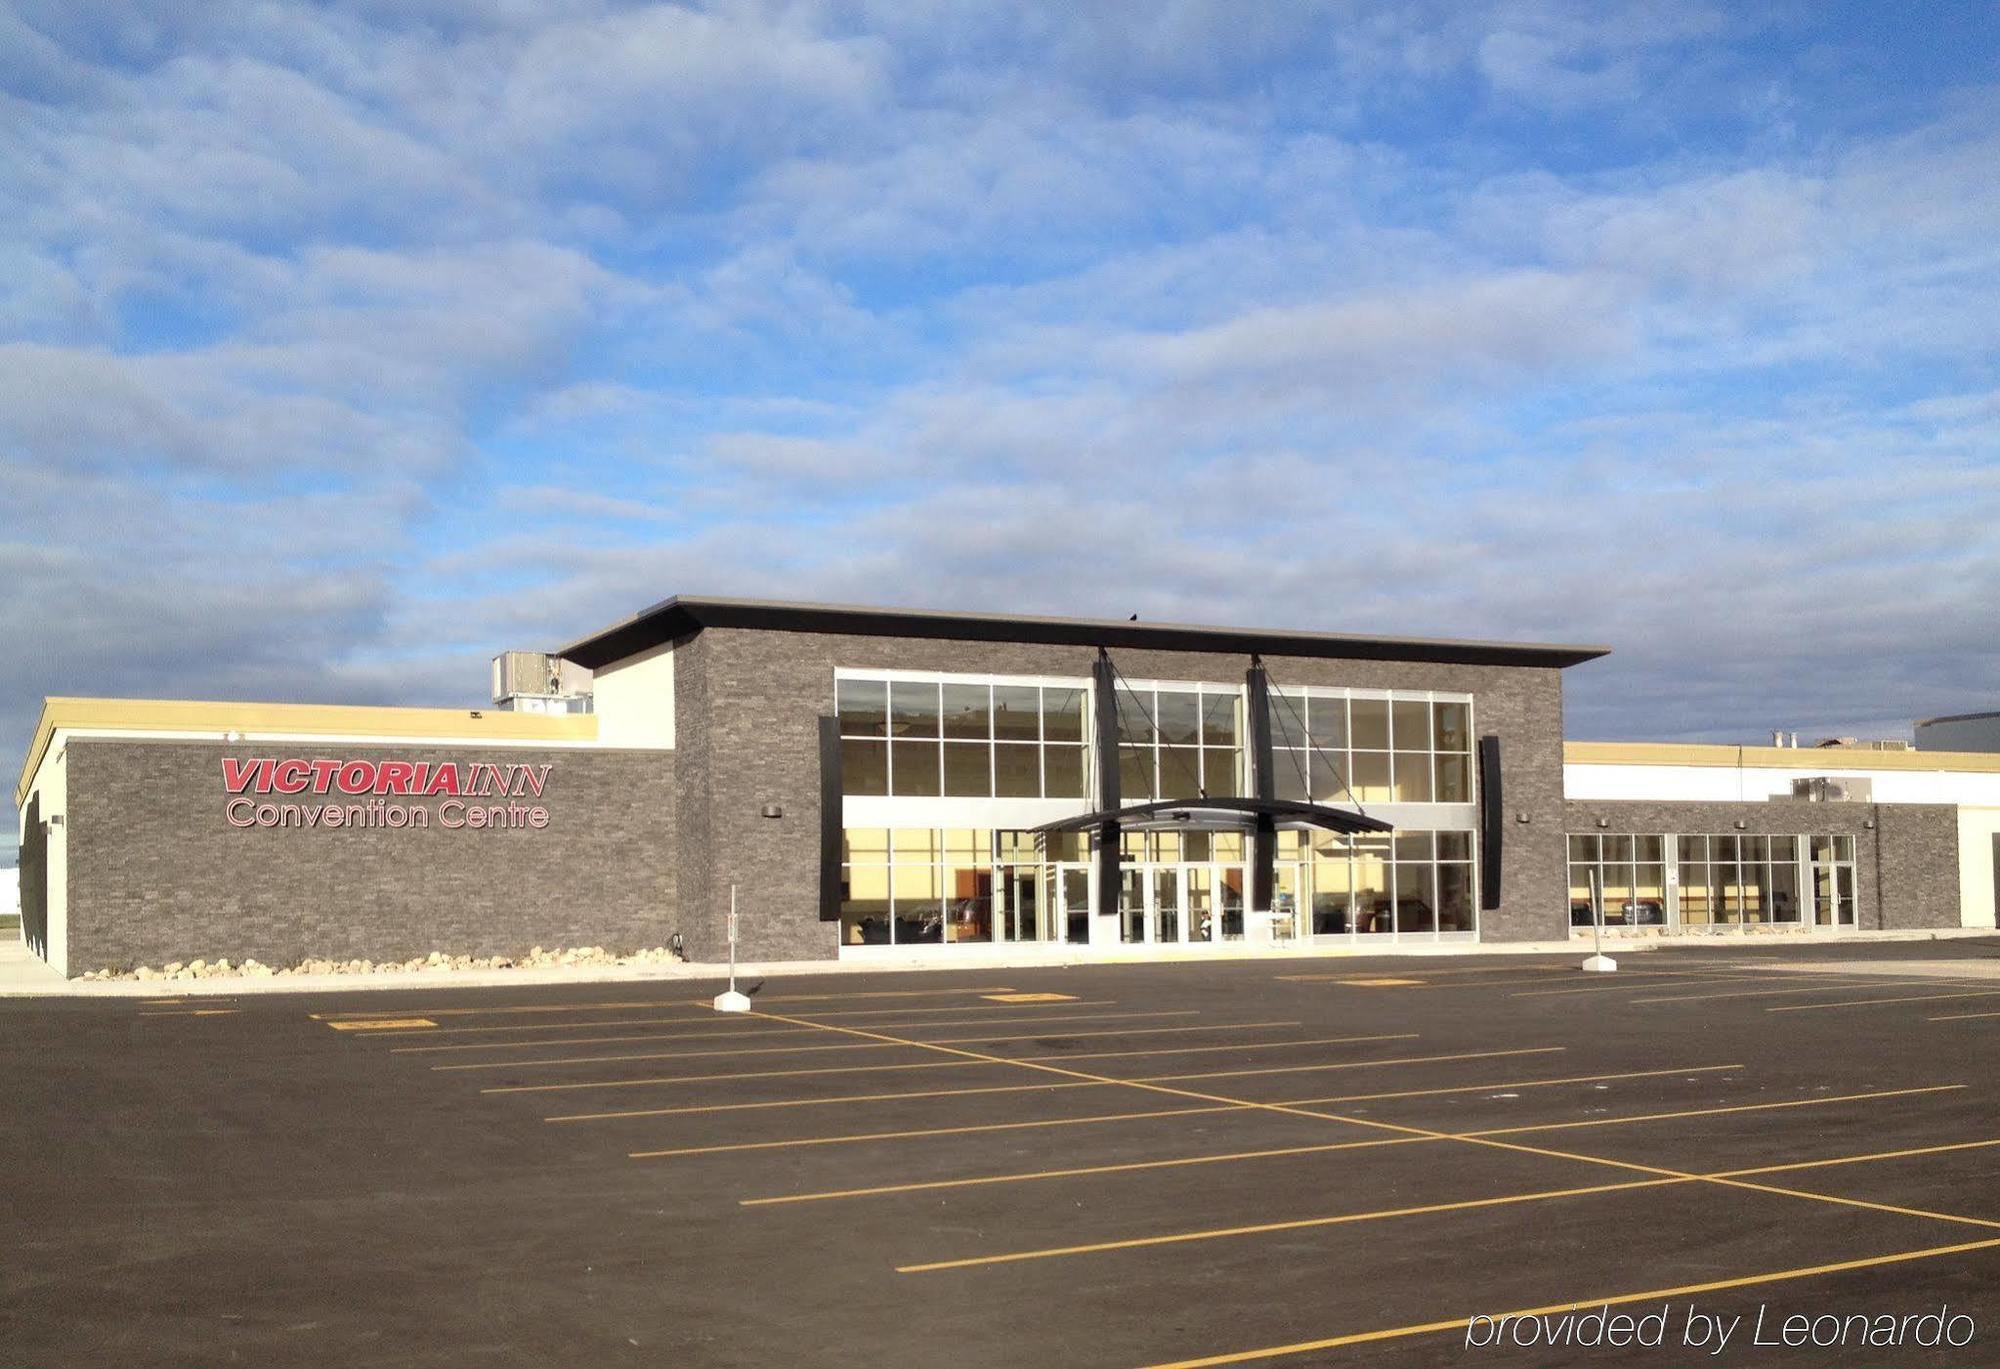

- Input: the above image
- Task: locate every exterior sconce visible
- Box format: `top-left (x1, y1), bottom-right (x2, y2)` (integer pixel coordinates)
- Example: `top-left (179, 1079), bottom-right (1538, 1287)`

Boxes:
top-left (1593, 817), bottom-right (1609, 829)
top-left (1733, 819), bottom-right (1748, 830)
top-left (1515, 812), bottom-right (1532, 824)
top-left (760, 803), bottom-right (783, 819)
top-left (1863, 818), bottom-right (1876, 830)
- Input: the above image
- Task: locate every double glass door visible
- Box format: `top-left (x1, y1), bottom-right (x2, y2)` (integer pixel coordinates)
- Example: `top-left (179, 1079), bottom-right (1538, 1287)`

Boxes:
top-left (1119, 863), bottom-right (1246, 944)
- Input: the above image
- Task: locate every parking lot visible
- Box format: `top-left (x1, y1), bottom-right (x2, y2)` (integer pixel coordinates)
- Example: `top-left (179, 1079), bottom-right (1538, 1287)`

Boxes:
top-left (7, 940), bottom-right (2000, 1366)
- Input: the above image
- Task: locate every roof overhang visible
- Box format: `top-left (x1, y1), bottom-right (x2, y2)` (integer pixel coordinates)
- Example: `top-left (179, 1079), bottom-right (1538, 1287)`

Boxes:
top-left (1030, 797), bottom-right (1395, 837)
top-left (559, 595), bottom-right (1611, 672)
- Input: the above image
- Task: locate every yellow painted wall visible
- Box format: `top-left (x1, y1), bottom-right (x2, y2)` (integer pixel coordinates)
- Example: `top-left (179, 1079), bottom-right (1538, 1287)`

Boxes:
top-left (590, 643), bottom-right (676, 749)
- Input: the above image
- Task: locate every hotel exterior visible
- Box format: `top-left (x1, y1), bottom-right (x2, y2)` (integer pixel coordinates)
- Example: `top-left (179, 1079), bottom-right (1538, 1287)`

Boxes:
top-left (14, 598), bottom-right (2000, 977)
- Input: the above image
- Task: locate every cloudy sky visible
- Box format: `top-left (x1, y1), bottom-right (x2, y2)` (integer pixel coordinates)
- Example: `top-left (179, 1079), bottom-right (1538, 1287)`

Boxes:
top-left (5, 0), bottom-right (1999, 844)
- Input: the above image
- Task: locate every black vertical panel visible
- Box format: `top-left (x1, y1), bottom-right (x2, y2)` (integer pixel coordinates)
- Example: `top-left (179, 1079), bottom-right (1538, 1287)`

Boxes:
top-left (1092, 653), bottom-right (1122, 921)
top-left (20, 794), bottom-right (46, 960)
top-left (817, 716), bottom-right (842, 922)
top-left (1477, 735), bottom-right (1504, 911)
top-left (1246, 661), bottom-right (1276, 910)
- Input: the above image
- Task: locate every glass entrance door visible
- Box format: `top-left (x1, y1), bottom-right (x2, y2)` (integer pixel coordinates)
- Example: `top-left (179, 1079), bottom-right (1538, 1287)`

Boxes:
top-left (1151, 866), bottom-right (1182, 943)
top-left (1046, 864), bottom-right (1091, 944)
top-left (1810, 837), bottom-right (1857, 927)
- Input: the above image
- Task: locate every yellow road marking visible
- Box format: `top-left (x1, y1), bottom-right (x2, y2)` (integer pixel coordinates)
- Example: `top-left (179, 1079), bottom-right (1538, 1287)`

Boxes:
top-left (394, 1009), bottom-right (1187, 1053)
top-left (1138, 1236), bottom-right (2000, 1367)
top-left (1509, 972), bottom-right (1803, 998)
top-left (981, 992), bottom-right (1076, 1003)
top-left (1770, 988), bottom-right (2000, 1012)
top-left (381, 1000), bottom-right (1130, 1039)
top-left (732, 1012), bottom-right (1996, 1252)
top-left (435, 1021), bottom-right (1301, 1072)
top-left (897, 1127), bottom-right (2000, 1274)
top-left (1333, 978), bottom-right (1422, 987)
top-left (549, 1080), bottom-right (1105, 1123)
top-left (481, 1033), bottom-right (1419, 1094)
top-left (311, 987), bottom-right (1015, 1021)
top-left (1276, 964), bottom-right (1576, 982)
top-left (549, 1048), bottom-right (1580, 1124)
top-left (1141, 1045), bottom-right (1556, 1084)
top-left (326, 1018), bottom-right (437, 1031)
top-left (1631, 978), bottom-right (1948, 1004)
top-left (743, 1085), bottom-right (1954, 1206)
top-left (630, 1065), bottom-right (1746, 1158)
top-left (138, 1008), bottom-right (240, 1017)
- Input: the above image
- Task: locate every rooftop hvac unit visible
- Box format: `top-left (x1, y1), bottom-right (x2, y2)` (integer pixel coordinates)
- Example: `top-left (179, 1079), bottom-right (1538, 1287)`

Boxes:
top-left (1790, 776), bottom-right (1873, 803)
top-left (491, 651), bottom-right (593, 711)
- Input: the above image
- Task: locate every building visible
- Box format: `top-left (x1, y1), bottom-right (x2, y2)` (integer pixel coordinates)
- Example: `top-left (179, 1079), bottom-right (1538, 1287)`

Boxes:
top-left (1917, 710), bottom-right (2000, 754)
top-left (13, 596), bottom-right (2000, 978)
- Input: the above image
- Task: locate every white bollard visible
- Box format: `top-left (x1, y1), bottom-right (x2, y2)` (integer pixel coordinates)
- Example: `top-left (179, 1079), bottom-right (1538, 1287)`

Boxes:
top-left (714, 884), bottom-right (752, 1010)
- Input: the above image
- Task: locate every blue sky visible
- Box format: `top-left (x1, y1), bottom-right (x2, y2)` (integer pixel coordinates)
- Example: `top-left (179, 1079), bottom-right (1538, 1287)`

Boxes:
top-left (5, 0), bottom-right (2000, 844)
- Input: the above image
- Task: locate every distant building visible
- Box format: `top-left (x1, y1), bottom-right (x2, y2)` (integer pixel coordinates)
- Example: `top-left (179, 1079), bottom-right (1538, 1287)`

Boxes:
top-left (1917, 711), bottom-right (2000, 754)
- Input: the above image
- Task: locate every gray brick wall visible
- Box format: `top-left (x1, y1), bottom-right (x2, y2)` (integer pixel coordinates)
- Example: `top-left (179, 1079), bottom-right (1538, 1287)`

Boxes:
top-left (1561, 799), bottom-right (1962, 931)
top-left (64, 740), bottom-right (678, 972)
top-left (682, 627), bottom-right (1575, 959)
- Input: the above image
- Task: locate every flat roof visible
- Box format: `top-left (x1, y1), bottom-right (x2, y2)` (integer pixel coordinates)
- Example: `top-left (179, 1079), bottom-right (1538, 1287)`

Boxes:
top-left (560, 595), bottom-right (1611, 672)
top-left (1565, 740), bottom-right (2000, 775)
top-left (1917, 710), bottom-right (2000, 727)
top-left (15, 698), bottom-right (596, 809)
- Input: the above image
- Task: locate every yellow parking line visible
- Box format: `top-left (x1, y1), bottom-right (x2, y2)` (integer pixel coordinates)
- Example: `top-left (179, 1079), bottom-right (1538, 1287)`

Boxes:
top-left (631, 1065), bottom-right (1746, 1159)
top-left (547, 1079), bottom-right (1106, 1123)
top-left (785, 1000), bottom-right (1123, 1021)
top-left (312, 986), bottom-right (1015, 1021)
top-left (481, 1033), bottom-right (1418, 1094)
top-left (895, 1128), bottom-right (2000, 1274)
top-left (1932, 1009), bottom-right (2000, 1022)
top-left (138, 1008), bottom-right (239, 1017)
top-left (744, 1084), bottom-right (1951, 1207)
top-left (1279, 963), bottom-right (1577, 981)
top-left (1510, 972), bottom-right (1797, 998)
top-left (1631, 978), bottom-right (1946, 1004)
top-left (1139, 1236), bottom-right (2000, 1367)
top-left (395, 1009), bottom-right (1185, 1054)
top-left (1143, 1045), bottom-right (1557, 1084)
top-left (1769, 988), bottom-right (2000, 1013)
top-left (739, 1011), bottom-right (1996, 1246)
top-left (436, 1021), bottom-right (1301, 1072)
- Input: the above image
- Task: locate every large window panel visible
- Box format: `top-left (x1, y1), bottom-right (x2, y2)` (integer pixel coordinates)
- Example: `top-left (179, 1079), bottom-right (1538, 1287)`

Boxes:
top-left (1349, 698), bottom-right (1391, 750)
top-left (837, 679), bottom-right (887, 737)
top-left (1044, 745), bottom-right (1086, 798)
top-left (1043, 688), bottom-right (1085, 743)
top-left (941, 683), bottom-right (992, 740)
top-left (890, 740), bottom-right (941, 796)
top-left (993, 743), bottom-right (1040, 798)
top-left (842, 739), bottom-right (888, 796)
top-left (890, 680), bottom-right (941, 737)
top-left (991, 684), bottom-right (1040, 741)
top-left (942, 741), bottom-right (992, 796)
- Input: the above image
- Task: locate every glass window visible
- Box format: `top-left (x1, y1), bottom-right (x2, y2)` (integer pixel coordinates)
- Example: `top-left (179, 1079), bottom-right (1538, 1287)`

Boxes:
top-left (837, 678), bottom-right (888, 737)
top-left (1433, 702), bottom-right (1469, 753)
top-left (1275, 754), bottom-right (1308, 802)
top-left (943, 742), bottom-right (992, 796)
top-left (890, 740), bottom-right (940, 796)
top-left (1203, 746), bottom-right (1242, 797)
top-left (1434, 753), bottom-right (1469, 803)
top-left (991, 685), bottom-right (1040, 741)
top-left (1436, 831), bottom-right (1471, 862)
top-left (1307, 696), bottom-right (1345, 749)
top-left (1391, 699), bottom-right (1430, 752)
top-left (1392, 752), bottom-right (1433, 803)
top-left (890, 681), bottom-right (940, 737)
top-left (1202, 691), bottom-right (1241, 746)
top-left (1158, 746), bottom-right (1203, 796)
top-left (994, 744), bottom-right (1040, 798)
top-left (1271, 691), bottom-right (1309, 749)
top-left (1044, 746), bottom-right (1086, 798)
top-left (1116, 689), bottom-right (1152, 744)
top-left (1396, 862), bottom-right (1437, 933)
top-left (1350, 751), bottom-right (1391, 803)
top-left (1349, 698), bottom-right (1390, 750)
top-left (941, 683), bottom-right (991, 740)
top-left (1043, 688), bottom-right (1085, 743)
top-left (1155, 689), bottom-right (1201, 745)
top-left (1119, 749), bottom-right (1153, 802)
top-left (1437, 863), bottom-right (1475, 931)
top-left (842, 739), bottom-right (888, 796)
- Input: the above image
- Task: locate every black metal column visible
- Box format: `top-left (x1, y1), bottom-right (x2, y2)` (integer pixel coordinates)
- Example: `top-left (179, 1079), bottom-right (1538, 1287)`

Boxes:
top-left (1477, 734), bottom-right (1504, 911)
top-left (1092, 651), bottom-right (1122, 917)
top-left (1246, 659), bottom-right (1277, 912)
top-left (817, 715), bottom-right (843, 922)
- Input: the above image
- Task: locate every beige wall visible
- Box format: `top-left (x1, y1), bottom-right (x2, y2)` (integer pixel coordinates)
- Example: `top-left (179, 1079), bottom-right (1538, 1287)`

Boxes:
top-left (591, 642), bottom-right (676, 749)
top-left (1957, 807), bottom-right (2000, 929)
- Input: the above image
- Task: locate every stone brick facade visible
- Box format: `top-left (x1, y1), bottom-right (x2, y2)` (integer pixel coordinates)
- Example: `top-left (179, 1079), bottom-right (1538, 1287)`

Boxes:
top-left (63, 740), bottom-right (677, 972)
top-left (1561, 799), bottom-right (1962, 931)
top-left (671, 626), bottom-right (1574, 961)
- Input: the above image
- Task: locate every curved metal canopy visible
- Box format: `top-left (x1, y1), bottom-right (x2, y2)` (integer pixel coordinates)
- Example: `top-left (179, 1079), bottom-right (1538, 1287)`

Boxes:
top-left (1030, 797), bottom-right (1393, 837)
